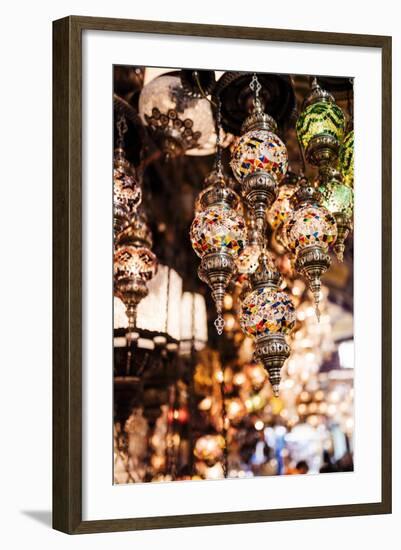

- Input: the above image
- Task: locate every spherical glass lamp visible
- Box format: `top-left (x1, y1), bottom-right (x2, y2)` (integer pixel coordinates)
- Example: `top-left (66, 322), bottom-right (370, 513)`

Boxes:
top-left (296, 79), bottom-right (345, 169)
top-left (190, 175), bottom-right (246, 334)
top-left (339, 130), bottom-right (354, 188)
top-left (239, 251), bottom-right (296, 396)
top-left (138, 73), bottom-right (217, 158)
top-left (190, 204), bottom-right (246, 259)
top-left (240, 286), bottom-right (296, 337)
top-left (320, 168), bottom-right (354, 261)
top-left (231, 129), bottom-right (288, 186)
top-left (287, 204), bottom-right (337, 252)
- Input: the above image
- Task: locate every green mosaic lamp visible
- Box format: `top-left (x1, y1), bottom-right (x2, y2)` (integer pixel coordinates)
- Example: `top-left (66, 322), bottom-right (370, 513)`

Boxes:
top-left (320, 168), bottom-right (354, 261)
top-left (339, 130), bottom-right (354, 188)
top-left (296, 78), bottom-right (345, 173)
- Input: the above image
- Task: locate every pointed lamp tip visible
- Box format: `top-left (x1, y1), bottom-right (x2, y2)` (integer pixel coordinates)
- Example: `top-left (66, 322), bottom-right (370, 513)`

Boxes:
top-left (272, 384), bottom-right (280, 397)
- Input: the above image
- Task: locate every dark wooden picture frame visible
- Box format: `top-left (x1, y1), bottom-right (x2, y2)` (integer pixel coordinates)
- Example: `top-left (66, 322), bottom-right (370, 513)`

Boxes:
top-left (53, 15), bottom-right (392, 534)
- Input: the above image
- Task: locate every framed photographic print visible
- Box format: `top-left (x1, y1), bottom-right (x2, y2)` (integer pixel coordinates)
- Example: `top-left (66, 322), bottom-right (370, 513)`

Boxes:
top-left (53, 16), bottom-right (392, 534)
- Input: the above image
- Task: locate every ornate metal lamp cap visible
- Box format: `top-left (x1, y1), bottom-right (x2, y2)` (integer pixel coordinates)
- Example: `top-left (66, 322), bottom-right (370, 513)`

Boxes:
top-left (319, 165), bottom-right (343, 186)
top-left (303, 78), bottom-right (335, 108)
top-left (293, 177), bottom-right (322, 206)
top-left (250, 251), bottom-right (281, 289)
top-left (116, 213), bottom-right (153, 248)
top-left (241, 101), bottom-right (278, 134)
top-left (114, 147), bottom-right (130, 169)
top-left (198, 179), bottom-right (241, 210)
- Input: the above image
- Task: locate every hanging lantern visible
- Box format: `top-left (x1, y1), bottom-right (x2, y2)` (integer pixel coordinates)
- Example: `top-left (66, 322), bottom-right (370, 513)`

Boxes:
top-left (339, 130), bottom-right (354, 188)
top-left (138, 73), bottom-right (218, 158)
top-left (287, 179), bottom-right (337, 318)
top-left (296, 78), bottom-right (345, 172)
top-left (231, 75), bottom-right (288, 235)
top-left (239, 251), bottom-right (296, 396)
top-left (113, 116), bottom-right (142, 237)
top-left (320, 168), bottom-right (353, 261)
top-left (190, 174), bottom-right (246, 334)
top-left (114, 213), bottom-right (157, 330)
top-left (236, 215), bottom-right (261, 274)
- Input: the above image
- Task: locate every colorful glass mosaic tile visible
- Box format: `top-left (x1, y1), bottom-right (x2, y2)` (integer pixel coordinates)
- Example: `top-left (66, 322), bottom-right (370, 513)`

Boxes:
top-left (339, 130), bottom-right (354, 188)
top-left (230, 129), bottom-right (288, 183)
top-left (287, 205), bottom-right (337, 252)
top-left (240, 287), bottom-right (296, 336)
top-left (190, 204), bottom-right (246, 258)
top-left (296, 101), bottom-right (345, 150)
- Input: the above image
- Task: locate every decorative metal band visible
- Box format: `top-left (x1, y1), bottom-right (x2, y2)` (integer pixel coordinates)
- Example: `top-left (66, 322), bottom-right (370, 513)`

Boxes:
top-left (114, 276), bottom-right (149, 306)
top-left (199, 251), bottom-right (236, 276)
top-left (305, 133), bottom-right (339, 167)
top-left (303, 86), bottom-right (335, 108)
top-left (114, 205), bottom-right (130, 236)
top-left (242, 171), bottom-right (278, 210)
top-left (254, 333), bottom-right (290, 360)
top-left (318, 166), bottom-right (343, 186)
top-left (198, 183), bottom-right (240, 210)
top-left (116, 217), bottom-right (153, 249)
top-left (295, 245), bottom-right (331, 274)
top-left (254, 333), bottom-right (290, 396)
top-left (241, 106), bottom-right (278, 134)
top-left (250, 254), bottom-right (281, 290)
top-left (293, 180), bottom-right (322, 207)
top-left (198, 252), bottom-right (237, 316)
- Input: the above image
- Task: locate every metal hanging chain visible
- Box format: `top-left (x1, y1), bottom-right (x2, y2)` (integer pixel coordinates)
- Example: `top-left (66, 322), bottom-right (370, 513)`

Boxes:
top-left (250, 73), bottom-right (262, 109)
top-left (193, 70), bottom-right (217, 107)
top-left (215, 98), bottom-right (223, 177)
top-left (116, 114), bottom-right (128, 149)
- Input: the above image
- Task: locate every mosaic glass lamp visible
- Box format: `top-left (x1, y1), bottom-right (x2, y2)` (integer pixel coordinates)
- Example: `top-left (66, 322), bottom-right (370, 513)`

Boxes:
top-left (296, 78), bottom-right (345, 171)
top-left (190, 174), bottom-right (246, 334)
top-left (113, 116), bottom-right (142, 237)
top-left (114, 213), bottom-right (157, 330)
top-left (287, 179), bottom-right (337, 318)
top-left (320, 168), bottom-right (354, 261)
top-left (138, 73), bottom-right (217, 158)
top-left (231, 75), bottom-right (288, 236)
top-left (339, 130), bottom-right (354, 188)
top-left (113, 149), bottom-right (142, 235)
top-left (239, 251), bottom-right (296, 396)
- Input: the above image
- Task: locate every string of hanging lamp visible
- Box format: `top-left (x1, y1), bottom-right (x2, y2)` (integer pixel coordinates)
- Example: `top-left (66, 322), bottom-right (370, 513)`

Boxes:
top-left (116, 71), bottom-right (355, 396)
top-left (190, 99), bottom-right (246, 335)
